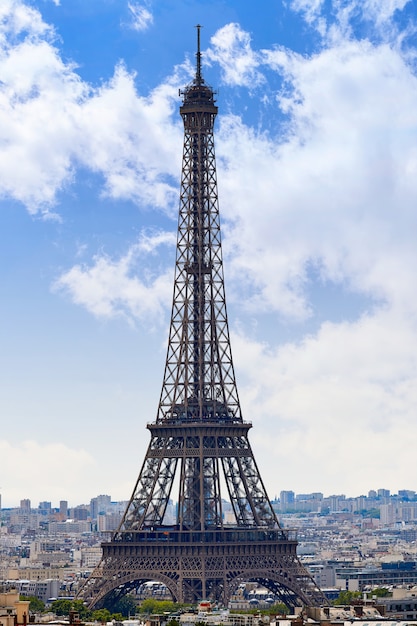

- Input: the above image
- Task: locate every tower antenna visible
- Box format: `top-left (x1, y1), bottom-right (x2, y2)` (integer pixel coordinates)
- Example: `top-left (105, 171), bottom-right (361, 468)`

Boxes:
top-left (196, 23), bottom-right (202, 84)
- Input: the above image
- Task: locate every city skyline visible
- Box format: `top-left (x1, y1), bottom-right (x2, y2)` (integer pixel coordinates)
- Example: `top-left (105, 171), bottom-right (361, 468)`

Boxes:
top-left (3, 486), bottom-right (417, 512)
top-left (2, 0), bottom-right (417, 507)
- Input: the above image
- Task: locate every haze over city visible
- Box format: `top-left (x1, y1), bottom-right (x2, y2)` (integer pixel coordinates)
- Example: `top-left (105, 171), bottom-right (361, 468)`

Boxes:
top-left (1, 0), bottom-right (417, 508)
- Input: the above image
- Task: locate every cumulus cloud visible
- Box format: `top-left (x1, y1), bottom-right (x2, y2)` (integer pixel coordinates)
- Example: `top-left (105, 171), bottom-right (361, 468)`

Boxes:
top-left (0, 0), bottom-right (52, 41)
top-left (0, 1), bottom-right (183, 215)
top-left (232, 305), bottom-right (417, 496)
top-left (54, 231), bottom-right (175, 324)
top-left (206, 23), bottom-right (264, 88)
top-left (0, 2), bottom-right (84, 213)
top-left (214, 27), bottom-right (417, 320)
top-left (76, 64), bottom-right (182, 212)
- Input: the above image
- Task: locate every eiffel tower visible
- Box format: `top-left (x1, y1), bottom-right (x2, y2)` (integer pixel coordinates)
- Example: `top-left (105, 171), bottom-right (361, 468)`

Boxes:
top-left (79, 27), bottom-right (325, 611)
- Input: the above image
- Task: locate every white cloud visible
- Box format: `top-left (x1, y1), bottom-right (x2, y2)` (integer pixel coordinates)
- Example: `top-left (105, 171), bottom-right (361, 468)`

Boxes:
top-left (54, 231), bottom-right (175, 324)
top-left (349, 0), bottom-right (410, 24)
top-left (206, 23), bottom-right (264, 88)
top-left (233, 306), bottom-right (417, 496)
top-left (0, 440), bottom-right (95, 507)
top-left (216, 37), bottom-right (417, 319)
top-left (0, 0), bottom-right (53, 42)
top-left (127, 2), bottom-right (153, 32)
top-left (0, 1), bottom-right (184, 215)
top-left (0, 3), bottom-right (85, 213)
top-left (289, 0), bottom-right (325, 25)
top-left (290, 0), bottom-right (413, 39)
top-left (76, 64), bottom-right (182, 213)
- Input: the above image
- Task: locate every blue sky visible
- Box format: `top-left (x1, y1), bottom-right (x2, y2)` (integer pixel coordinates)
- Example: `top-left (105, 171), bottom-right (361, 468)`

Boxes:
top-left (1, 0), bottom-right (417, 508)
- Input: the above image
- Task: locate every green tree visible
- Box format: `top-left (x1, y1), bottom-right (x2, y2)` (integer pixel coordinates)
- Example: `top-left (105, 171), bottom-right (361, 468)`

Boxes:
top-left (51, 599), bottom-right (73, 616)
top-left (139, 599), bottom-right (156, 614)
top-left (112, 594), bottom-right (138, 617)
top-left (370, 588), bottom-right (390, 598)
top-left (50, 599), bottom-right (92, 620)
top-left (111, 613), bottom-right (124, 622)
top-left (333, 590), bottom-right (362, 605)
top-left (20, 596), bottom-right (45, 614)
top-left (71, 600), bottom-right (92, 621)
top-left (265, 603), bottom-right (290, 615)
top-left (92, 608), bottom-right (112, 623)
top-left (139, 599), bottom-right (176, 614)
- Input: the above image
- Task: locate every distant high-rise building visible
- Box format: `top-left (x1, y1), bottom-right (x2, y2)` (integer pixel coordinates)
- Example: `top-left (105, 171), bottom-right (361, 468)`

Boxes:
top-left (39, 501), bottom-right (52, 515)
top-left (72, 506), bottom-right (89, 521)
top-left (20, 499), bottom-right (31, 512)
top-left (327, 494), bottom-right (346, 512)
top-left (280, 490), bottom-right (295, 510)
top-left (380, 503), bottom-right (396, 525)
top-left (59, 500), bottom-right (68, 518)
top-left (354, 496), bottom-right (368, 511)
top-left (398, 490), bottom-right (416, 500)
top-left (90, 494), bottom-right (111, 519)
top-left (295, 492), bottom-right (323, 513)
top-left (378, 489), bottom-right (391, 498)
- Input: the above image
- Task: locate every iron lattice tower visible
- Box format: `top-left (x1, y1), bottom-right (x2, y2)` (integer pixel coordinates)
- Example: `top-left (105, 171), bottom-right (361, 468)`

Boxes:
top-left (79, 27), bottom-right (325, 610)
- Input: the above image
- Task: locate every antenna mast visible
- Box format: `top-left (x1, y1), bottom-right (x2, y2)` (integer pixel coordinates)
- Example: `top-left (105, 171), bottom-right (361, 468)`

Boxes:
top-left (196, 24), bottom-right (202, 85)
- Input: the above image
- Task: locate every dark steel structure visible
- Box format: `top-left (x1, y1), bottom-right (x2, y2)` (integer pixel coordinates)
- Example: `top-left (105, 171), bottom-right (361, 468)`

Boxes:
top-left (79, 27), bottom-right (325, 610)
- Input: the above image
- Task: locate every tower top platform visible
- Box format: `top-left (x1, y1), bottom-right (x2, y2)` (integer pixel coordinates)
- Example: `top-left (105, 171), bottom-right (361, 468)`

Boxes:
top-left (180, 24), bottom-right (217, 112)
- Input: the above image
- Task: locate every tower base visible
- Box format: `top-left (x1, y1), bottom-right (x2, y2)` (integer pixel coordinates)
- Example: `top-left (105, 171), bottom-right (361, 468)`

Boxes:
top-left (80, 528), bottom-right (325, 609)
